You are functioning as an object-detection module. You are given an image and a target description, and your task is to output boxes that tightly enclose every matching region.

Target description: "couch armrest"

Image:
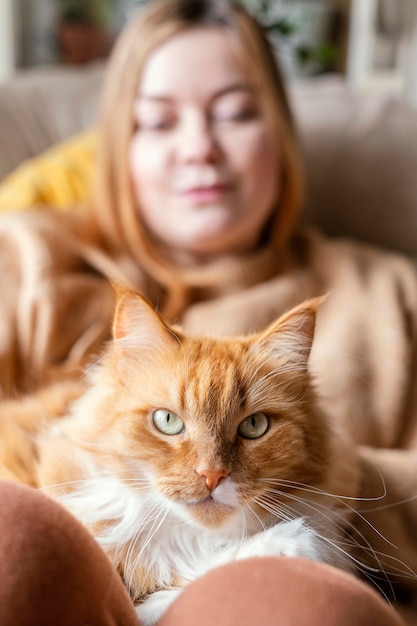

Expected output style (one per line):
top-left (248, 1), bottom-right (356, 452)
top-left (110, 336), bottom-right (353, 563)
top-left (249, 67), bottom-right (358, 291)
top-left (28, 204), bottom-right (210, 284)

top-left (0, 62), bottom-right (104, 181)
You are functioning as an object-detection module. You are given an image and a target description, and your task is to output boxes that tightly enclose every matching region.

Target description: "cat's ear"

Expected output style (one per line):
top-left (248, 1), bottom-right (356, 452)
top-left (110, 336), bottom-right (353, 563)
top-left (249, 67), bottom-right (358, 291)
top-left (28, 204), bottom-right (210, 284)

top-left (256, 296), bottom-right (326, 369)
top-left (112, 287), bottom-right (179, 356)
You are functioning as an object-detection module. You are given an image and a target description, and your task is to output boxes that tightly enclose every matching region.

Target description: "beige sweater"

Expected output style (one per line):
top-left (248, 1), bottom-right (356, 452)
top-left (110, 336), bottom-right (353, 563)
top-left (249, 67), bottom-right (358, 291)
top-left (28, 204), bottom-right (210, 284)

top-left (1, 208), bottom-right (417, 620)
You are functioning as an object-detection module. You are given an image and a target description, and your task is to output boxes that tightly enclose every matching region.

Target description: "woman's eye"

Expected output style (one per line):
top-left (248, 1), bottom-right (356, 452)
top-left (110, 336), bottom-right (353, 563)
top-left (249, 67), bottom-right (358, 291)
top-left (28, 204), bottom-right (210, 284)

top-left (152, 409), bottom-right (184, 435)
top-left (139, 119), bottom-right (173, 132)
top-left (134, 105), bottom-right (176, 132)
top-left (212, 93), bottom-right (258, 124)
top-left (238, 413), bottom-right (269, 439)
top-left (213, 107), bottom-right (256, 123)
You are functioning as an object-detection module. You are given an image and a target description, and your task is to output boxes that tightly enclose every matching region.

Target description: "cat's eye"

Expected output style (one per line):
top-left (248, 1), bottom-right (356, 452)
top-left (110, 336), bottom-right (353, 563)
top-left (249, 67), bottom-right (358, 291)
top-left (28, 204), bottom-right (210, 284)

top-left (152, 409), bottom-right (184, 435)
top-left (238, 413), bottom-right (269, 439)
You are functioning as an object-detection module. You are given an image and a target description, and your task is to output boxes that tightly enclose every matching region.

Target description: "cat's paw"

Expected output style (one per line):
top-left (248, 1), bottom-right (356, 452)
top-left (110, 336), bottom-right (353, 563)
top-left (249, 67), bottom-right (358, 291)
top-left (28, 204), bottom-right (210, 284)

top-left (237, 518), bottom-right (324, 562)
top-left (135, 589), bottom-right (182, 626)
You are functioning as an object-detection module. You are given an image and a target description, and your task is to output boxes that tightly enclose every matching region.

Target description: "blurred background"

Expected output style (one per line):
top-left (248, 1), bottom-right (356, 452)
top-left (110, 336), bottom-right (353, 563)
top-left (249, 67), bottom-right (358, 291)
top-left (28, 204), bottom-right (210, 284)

top-left (1, 0), bottom-right (417, 257)
top-left (0, 0), bottom-right (416, 105)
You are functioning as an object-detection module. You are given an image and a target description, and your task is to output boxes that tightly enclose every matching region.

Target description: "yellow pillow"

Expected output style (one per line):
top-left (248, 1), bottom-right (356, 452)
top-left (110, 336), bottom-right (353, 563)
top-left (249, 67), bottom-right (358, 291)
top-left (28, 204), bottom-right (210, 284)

top-left (0, 130), bottom-right (97, 212)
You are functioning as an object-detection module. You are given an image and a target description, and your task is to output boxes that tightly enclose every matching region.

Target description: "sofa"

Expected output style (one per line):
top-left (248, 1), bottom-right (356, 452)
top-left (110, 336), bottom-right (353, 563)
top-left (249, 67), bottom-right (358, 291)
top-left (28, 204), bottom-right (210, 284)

top-left (0, 63), bottom-right (103, 180)
top-left (0, 62), bottom-right (416, 260)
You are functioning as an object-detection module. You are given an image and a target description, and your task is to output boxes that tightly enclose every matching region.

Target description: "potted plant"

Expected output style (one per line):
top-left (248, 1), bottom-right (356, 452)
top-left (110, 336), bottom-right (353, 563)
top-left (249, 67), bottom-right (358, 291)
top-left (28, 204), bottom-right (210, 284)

top-left (99, 0), bottom-right (340, 76)
top-left (244, 0), bottom-right (339, 76)
top-left (56, 0), bottom-right (113, 65)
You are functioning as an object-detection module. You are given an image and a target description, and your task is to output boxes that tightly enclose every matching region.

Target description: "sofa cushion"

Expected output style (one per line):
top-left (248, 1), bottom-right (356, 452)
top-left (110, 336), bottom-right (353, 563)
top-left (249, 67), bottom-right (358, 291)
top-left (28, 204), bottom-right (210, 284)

top-left (0, 63), bottom-right (104, 181)
top-left (290, 77), bottom-right (417, 256)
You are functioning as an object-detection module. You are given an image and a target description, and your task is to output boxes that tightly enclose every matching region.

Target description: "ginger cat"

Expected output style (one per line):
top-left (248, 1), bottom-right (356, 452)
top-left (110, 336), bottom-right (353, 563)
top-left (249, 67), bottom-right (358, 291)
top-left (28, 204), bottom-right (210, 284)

top-left (0, 290), bottom-right (361, 625)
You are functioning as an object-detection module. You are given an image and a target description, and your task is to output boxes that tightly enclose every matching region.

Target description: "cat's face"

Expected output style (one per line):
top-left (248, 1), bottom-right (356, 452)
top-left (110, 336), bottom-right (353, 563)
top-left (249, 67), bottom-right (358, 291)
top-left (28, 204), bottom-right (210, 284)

top-left (77, 291), bottom-right (333, 530)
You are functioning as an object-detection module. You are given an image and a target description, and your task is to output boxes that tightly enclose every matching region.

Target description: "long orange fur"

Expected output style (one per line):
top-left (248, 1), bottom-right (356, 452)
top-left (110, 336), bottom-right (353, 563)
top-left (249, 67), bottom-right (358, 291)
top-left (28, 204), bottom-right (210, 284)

top-left (0, 289), bottom-right (360, 605)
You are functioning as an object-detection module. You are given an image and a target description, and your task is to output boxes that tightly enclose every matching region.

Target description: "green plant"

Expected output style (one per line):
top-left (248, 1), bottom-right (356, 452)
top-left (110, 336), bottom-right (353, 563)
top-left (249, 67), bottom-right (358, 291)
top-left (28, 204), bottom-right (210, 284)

top-left (246, 0), bottom-right (298, 36)
top-left (123, 0), bottom-right (338, 74)
top-left (57, 0), bottom-right (112, 27)
top-left (241, 0), bottom-right (339, 73)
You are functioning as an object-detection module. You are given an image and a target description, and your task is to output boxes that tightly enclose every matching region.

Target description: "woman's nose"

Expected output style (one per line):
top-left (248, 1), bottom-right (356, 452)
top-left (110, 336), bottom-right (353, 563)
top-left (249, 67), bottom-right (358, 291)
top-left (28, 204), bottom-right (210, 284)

top-left (178, 116), bottom-right (221, 164)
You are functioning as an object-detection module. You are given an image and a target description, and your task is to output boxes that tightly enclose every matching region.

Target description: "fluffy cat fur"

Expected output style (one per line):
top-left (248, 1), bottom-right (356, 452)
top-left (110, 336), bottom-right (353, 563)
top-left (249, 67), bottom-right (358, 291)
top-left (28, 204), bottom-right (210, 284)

top-left (0, 290), bottom-right (361, 625)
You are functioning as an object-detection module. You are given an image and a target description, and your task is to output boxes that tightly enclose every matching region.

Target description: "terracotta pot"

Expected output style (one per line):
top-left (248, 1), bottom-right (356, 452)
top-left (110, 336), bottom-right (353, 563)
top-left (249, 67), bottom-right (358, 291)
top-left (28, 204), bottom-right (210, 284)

top-left (57, 21), bottom-right (112, 65)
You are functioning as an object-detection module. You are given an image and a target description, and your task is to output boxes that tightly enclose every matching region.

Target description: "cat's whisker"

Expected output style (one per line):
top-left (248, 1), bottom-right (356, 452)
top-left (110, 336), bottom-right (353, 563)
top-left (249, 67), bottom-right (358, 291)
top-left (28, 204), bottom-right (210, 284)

top-left (127, 502), bottom-right (171, 583)
top-left (124, 498), bottom-right (169, 583)
top-left (39, 478), bottom-right (94, 492)
top-left (127, 500), bottom-right (161, 536)
top-left (359, 492), bottom-right (417, 513)
top-left (239, 507), bottom-right (248, 543)
top-left (260, 479), bottom-right (398, 554)
top-left (310, 533), bottom-right (396, 605)
top-left (260, 483), bottom-right (372, 544)
top-left (262, 488), bottom-right (349, 534)
top-left (123, 499), bottom-right (166, 565)
top-left (119, 478), bottom-right (153, 487)
top-left (44, 475), bottom-right (152, 498)
top-left (349, 544), bottom-right (417, 580)
top-left (251, 495), bottom-right (293, 524)
top-left (259, 488), bottom-right (412, 598)
top-left (243, 498), bottom-right (267, 532)
top-left (250, 492), bottom-right (389, 592)
top-left (261, 487), bottom-right (388, 565)
top-left (258, 490), bottom-right (396, 597)
top-left (258, 477), bottom-right (388, 503)
top-left (258, 472), bottom-right (398, 554)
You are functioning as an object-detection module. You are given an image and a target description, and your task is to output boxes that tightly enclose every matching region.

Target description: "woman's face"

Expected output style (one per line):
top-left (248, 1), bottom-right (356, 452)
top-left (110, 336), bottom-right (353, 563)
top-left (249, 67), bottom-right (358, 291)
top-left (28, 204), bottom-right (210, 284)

top-left (130, 28), bottom-right (281, 263)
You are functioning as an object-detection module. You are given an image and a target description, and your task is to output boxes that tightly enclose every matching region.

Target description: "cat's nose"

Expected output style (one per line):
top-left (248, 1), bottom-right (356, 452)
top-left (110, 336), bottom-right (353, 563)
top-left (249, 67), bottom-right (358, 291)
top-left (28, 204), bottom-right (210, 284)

top-left (197, 468), bottom-right (228, 492)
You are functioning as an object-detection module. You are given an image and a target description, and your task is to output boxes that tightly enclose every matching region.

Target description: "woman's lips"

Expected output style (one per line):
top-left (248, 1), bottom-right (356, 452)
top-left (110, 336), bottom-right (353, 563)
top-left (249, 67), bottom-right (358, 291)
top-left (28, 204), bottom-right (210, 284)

top-left (180, 184), bottom-right (232, 203)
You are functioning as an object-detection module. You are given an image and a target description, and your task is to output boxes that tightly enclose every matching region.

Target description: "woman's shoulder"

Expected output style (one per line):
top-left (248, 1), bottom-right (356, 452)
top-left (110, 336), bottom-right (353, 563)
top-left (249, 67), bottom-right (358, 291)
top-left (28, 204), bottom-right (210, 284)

top-left (300, 226), bottom-right (417, 316)
top-left (301, 226), bottom-right (417, 283)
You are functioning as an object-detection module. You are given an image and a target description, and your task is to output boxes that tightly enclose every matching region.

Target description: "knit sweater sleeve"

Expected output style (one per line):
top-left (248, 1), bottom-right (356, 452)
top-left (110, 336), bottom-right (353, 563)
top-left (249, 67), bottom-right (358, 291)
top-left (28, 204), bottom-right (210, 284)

top-left (0, 209), bottom-right (115, 396)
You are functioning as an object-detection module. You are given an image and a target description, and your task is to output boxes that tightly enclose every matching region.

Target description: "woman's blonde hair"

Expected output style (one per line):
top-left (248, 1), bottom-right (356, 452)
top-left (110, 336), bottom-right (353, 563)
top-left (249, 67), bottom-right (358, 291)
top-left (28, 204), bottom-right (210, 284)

top-left (92, 0), bottom-right (304, 318)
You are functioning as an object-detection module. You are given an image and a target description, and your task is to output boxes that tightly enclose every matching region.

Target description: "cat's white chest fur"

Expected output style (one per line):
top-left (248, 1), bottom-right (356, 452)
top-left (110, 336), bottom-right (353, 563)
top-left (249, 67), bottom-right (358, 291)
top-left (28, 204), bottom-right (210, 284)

top-left (60, 474), bottom-right (342, 626)
top-left (135, 517), bottom-right (327, 626)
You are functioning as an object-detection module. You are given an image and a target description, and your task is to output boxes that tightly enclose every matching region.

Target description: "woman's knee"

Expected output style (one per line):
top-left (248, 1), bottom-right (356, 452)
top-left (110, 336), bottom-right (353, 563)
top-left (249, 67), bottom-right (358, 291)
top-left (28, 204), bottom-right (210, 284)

top-left (0, 480), bottom-right (138, 626)
top-left (159, 557), bottom-right (404, 626)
